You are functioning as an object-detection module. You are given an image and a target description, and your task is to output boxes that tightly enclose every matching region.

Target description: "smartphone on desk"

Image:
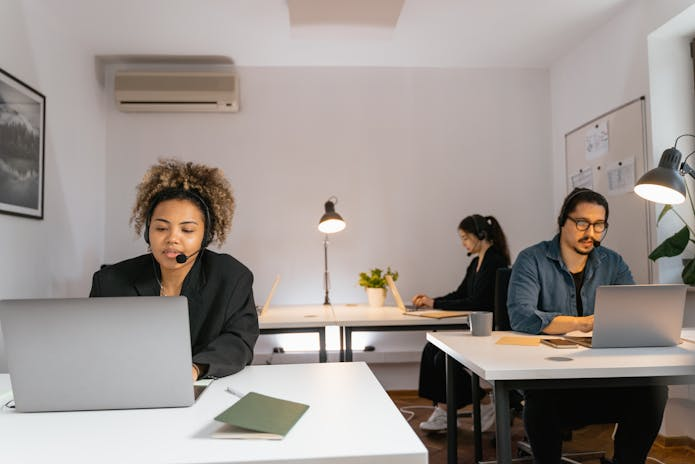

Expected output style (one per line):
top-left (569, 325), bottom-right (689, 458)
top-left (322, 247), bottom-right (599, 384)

top-left (541, 338), bottom-right (578, 349)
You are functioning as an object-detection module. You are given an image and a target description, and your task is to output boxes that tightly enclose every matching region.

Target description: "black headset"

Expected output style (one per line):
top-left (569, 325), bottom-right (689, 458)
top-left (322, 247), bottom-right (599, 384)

top-left (557, 188), bottom-right (592, 229)
top-left (144, 189), bottom-right (213, 249)
top-left (471, 214), bottom-right (488, 240)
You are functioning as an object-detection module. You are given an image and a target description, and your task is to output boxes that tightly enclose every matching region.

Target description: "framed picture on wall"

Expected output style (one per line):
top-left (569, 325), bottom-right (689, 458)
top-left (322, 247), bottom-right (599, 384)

top-left (0, 67), bottom-right (45, 219)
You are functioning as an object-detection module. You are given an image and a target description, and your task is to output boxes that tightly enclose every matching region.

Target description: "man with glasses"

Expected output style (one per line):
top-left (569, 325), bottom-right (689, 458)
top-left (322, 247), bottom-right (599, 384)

top-left (507, 188), bottom-right (667, 464)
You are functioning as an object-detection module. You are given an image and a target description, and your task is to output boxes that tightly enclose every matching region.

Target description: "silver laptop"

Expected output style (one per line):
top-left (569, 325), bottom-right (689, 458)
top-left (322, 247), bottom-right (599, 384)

top-left (0, 296), bottom-right (195, 412)
top-left (564, 284), bottom-right (687, 348)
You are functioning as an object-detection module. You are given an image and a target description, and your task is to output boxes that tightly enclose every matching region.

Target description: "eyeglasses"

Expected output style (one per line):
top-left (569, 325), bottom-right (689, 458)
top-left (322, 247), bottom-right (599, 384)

top-left (567, 217), bottom-right (608, 233)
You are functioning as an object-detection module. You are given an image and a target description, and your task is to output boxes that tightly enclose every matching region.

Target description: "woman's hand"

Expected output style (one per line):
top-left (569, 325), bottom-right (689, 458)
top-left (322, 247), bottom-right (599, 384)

top-left (412, 294), bottom-right (434, 308)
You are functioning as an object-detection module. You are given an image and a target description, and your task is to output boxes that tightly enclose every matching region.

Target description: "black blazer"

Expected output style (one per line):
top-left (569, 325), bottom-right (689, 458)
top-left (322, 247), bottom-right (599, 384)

top-left (90, 249), bottom-right (259, 378)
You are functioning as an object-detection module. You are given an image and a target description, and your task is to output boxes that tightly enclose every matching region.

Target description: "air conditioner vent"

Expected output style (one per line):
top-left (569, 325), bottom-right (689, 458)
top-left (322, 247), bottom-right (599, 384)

top-left (114, 71), bottom-right (239, 112)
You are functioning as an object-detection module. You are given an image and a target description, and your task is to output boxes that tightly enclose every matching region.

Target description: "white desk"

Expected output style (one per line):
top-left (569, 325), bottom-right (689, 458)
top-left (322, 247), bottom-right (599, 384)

top-left (258, 305), bottom-right (335, 362)
top-left (427, 330), bottom-right (695, 464)
top-left (0, 362), bottom-right (426, 464)
top-left (333, 305), bottom-right (470, 361)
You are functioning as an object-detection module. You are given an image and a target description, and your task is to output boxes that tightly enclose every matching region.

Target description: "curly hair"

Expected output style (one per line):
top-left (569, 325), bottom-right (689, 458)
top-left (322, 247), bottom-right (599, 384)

top-left (131, 158), bottom-right (235, 247)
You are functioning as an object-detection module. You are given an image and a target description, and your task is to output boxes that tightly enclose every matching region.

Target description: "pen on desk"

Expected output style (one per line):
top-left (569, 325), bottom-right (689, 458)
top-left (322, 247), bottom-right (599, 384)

top-left (225, 386), bottom-right (246, 398)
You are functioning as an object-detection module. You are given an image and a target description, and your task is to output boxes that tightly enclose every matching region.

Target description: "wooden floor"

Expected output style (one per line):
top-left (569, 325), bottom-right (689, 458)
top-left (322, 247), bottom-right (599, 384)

top-left (389, 390), bottom-right (695, 464)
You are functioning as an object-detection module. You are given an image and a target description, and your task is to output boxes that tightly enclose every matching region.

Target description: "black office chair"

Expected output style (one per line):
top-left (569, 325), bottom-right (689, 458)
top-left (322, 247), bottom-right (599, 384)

top-left (489, 268), bottom-right (608, 464)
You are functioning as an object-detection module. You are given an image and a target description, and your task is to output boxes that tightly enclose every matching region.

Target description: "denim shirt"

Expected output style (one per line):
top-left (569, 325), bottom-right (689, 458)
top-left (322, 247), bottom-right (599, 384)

top-left (507, 234), bottom-right (634, 334)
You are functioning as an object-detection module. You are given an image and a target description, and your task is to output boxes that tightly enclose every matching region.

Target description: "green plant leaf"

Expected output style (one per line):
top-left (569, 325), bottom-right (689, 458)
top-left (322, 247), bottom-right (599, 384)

top-left (682, 258), bottom-right (695, 285)
top-left (648, 226), bottom-right (690, 260)
top-left (358, 266), bottom-right (399, 288)
top-left (656, 204), bottom-right (673, 224)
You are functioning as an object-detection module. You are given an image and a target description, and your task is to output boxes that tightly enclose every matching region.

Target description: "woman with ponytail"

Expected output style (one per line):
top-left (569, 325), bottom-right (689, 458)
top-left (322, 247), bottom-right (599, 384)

top-left (413, 214), bottom-right (510, 432)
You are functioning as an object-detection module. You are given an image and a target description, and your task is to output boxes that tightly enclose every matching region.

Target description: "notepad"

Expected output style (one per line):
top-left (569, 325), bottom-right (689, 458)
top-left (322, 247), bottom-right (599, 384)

top-left (212, 392), bottom-right (309, 440)
top-left (496, 336), bottom-right (541, 346)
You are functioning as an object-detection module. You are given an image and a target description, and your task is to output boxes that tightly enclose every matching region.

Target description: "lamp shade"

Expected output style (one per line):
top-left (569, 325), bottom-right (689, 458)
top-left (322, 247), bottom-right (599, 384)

top-left (634, 147), bottom-right (686, 204)
top-left (318, 199), bottom-right (346, 234)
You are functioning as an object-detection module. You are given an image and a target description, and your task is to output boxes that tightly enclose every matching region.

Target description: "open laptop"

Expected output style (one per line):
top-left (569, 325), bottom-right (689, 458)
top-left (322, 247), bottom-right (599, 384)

top-left (0, 296), bottom-right (196, 412)
top-left (386, 275), bottom-right (469, 319)
top-left (256, 275), bottom-right (280, 316)
top-left (563, 284), bottom-right (687, 348)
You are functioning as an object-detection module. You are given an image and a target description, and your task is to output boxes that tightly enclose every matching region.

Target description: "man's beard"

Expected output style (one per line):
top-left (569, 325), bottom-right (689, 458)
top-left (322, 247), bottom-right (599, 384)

top-left (574, 239), bottom-right (594, 256)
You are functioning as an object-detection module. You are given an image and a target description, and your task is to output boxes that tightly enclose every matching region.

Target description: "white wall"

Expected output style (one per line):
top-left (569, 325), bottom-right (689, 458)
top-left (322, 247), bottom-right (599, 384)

top-left (104, 66), bottom-right (553, 308)
top-left (549, 0), bottom-right (695, 439)
top-left (0, 1), bottom-right (106, 300)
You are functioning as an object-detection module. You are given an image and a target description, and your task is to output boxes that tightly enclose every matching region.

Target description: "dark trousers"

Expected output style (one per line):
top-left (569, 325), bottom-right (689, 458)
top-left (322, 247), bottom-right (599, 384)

top-left (418, 342), bottom-right (473, 409)
top-left (523, 386), bottom-right (668, 464)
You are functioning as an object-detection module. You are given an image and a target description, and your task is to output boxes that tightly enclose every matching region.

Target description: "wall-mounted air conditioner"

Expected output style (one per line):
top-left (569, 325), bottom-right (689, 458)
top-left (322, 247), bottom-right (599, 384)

top-left (114, 71), bottom-right (239, 112)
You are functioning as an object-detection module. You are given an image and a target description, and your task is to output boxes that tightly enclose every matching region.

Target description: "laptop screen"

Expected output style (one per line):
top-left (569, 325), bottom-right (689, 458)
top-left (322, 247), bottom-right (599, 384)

top-left (0, 296), bottom-right (195, 412)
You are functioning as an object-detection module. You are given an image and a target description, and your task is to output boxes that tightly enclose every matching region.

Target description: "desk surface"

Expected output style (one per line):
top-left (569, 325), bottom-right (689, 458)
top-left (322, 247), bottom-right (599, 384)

top-left (427, 330), bottom-right (695, 381)
top-left (332, 304), bottom-right (470, 327)
top-left (259, 304), bottom-right (335, 329)
top-left (0, 363), bottom-right (426, 464)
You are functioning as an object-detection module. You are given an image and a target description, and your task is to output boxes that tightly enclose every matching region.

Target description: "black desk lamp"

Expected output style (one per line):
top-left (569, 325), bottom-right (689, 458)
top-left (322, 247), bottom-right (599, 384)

top-left (634, 134), bottom-right (695, 204)
top-left (318, 196), bottom-right (346, 305)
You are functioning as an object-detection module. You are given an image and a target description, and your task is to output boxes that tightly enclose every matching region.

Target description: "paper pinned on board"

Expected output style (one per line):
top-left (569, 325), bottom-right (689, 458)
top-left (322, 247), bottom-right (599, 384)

top-left (570, 167), bottom-right (594, 190)
top-left (606, 157), bottom-right (635, 196)
top-left (585, 121), bottom-right (609, 160)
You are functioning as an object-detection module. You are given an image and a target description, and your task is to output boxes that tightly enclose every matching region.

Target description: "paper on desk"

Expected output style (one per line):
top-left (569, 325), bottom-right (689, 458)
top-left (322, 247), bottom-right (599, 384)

top-left (496, 336), bottom-right (541, 346)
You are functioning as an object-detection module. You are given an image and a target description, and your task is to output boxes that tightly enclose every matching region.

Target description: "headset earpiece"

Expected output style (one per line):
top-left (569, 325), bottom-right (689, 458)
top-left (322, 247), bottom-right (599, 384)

top-left (472, 215), bottom-right (487, 240)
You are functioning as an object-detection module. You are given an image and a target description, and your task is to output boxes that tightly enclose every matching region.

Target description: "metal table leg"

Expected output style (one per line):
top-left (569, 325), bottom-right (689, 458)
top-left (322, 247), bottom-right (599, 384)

top-left (445, 354), bottom-right (458, 464)
top-left (493, 381), bottom-right (512, 463)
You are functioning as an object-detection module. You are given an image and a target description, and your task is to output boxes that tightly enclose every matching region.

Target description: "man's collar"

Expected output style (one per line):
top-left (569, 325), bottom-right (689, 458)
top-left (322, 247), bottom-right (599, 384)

top-left (546, 233), bottom-right (602, 271)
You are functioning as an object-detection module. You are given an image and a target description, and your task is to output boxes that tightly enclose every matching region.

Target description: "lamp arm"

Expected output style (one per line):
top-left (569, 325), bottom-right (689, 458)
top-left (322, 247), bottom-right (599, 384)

top-left (674, 134), bottom-right (695, 150)
top-left (680, 149), bottom-right (695, 179)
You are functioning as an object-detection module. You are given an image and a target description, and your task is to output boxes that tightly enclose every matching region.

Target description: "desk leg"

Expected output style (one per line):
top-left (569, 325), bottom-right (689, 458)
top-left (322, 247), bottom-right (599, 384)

top-left (339, 327), bottom-right (345, 362)
top-left (445, 355), bottom-right (458, 464)
top-left (493, 381), bottom-right (512, 464)
top-left (318, 328), bottom-right (327, 363)
top-left (345, 328), bottom-right (353, 362)
top-left (472, 372), bottom-right (482, 463)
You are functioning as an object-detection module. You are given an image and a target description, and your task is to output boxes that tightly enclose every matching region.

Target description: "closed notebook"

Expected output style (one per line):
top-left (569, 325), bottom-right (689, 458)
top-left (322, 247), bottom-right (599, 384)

top-left (213, 392), bottom-right (309, 440)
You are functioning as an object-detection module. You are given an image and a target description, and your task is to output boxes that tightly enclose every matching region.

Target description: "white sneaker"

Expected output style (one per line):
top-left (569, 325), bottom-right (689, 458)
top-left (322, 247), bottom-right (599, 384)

top-left (419, 406), bottom-right (448, 431)
top-left (471, 401), bottom-right (496, 432)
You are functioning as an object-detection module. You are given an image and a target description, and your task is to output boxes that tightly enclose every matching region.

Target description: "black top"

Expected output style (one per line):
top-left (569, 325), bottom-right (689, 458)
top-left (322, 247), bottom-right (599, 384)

top-left (89, 249), bottom-right (259, 378)
top-left (433, 247), bottom-right (508, 311)
top-left (571, 269), bottom-right (585, 317)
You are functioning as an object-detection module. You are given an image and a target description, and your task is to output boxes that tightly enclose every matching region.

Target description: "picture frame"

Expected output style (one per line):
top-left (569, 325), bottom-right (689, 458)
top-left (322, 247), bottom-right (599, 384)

top-left (0, 67), bottom-right (45, 219)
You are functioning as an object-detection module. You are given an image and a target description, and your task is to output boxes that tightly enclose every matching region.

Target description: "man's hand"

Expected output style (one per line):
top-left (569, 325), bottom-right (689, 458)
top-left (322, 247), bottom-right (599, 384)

top-left (543, 315), bottom-right (594, 334)
top-left (192, 364), bottom-right (200, 381)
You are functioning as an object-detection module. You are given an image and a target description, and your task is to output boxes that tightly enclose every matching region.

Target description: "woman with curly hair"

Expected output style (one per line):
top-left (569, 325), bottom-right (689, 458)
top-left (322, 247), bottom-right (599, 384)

top-left (90, 159), bottom-right (258, 380)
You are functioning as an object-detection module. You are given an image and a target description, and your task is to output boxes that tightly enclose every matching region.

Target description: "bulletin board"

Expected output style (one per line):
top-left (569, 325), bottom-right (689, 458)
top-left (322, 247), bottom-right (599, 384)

top-left (565, 97), bottom-right (653, 283)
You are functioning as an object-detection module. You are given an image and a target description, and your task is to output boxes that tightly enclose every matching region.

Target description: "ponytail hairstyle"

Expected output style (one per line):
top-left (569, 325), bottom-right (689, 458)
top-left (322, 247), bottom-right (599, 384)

top-left (459, 214), bottom-right (510, 266)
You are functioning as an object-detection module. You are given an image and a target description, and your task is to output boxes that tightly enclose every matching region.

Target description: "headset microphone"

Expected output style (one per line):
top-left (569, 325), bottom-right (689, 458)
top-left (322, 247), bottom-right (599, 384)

top-left (467, 251), bottom-right (473, 257)
top-left (593, 240), bottom-right (601, 248)
top-left (176, 249), bottom-right (201, 264)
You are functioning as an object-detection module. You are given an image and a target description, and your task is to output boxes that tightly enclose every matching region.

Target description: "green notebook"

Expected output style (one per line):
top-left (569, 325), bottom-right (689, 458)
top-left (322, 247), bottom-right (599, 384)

top-left (212, 392), bottom-right (309, 440)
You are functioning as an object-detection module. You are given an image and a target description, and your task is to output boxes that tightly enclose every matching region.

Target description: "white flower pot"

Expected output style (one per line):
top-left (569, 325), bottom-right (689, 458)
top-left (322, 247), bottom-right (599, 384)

top-left (366, 287), bottom-right (387, 308)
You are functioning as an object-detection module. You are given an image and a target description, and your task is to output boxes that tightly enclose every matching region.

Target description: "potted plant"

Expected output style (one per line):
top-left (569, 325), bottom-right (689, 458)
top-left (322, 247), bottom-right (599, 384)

top-left (648, 200), bottom-right (695, 284)
top-left (358, 267), bottom-right (398, 307)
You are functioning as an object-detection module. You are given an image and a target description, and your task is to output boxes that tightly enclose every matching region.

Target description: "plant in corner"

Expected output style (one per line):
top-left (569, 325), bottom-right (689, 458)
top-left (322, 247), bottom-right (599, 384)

top-left (648, 193), bottom-right (695, 284)
top-left (358, 267), bottom-right (399, 308)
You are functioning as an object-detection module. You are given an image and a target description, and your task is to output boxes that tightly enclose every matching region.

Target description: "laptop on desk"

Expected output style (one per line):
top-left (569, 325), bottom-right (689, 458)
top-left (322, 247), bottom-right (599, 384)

top-left (256, 275), bottom-right (280, 316)
top-left (0, 296), bottom-right (196, 412)
top-left (385, 275), bottom-right (469, 319)
top-left (563, 284), bottom-right (687, 348)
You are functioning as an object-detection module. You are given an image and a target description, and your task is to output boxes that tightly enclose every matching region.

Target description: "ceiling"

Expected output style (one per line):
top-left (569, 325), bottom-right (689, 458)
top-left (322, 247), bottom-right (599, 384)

top-left (29, 0), bottom-right (635, 68)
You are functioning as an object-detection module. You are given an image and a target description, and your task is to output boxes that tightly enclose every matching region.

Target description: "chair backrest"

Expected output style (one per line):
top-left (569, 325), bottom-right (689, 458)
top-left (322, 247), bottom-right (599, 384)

top-left (494, 268), bottom-right (512, 331)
